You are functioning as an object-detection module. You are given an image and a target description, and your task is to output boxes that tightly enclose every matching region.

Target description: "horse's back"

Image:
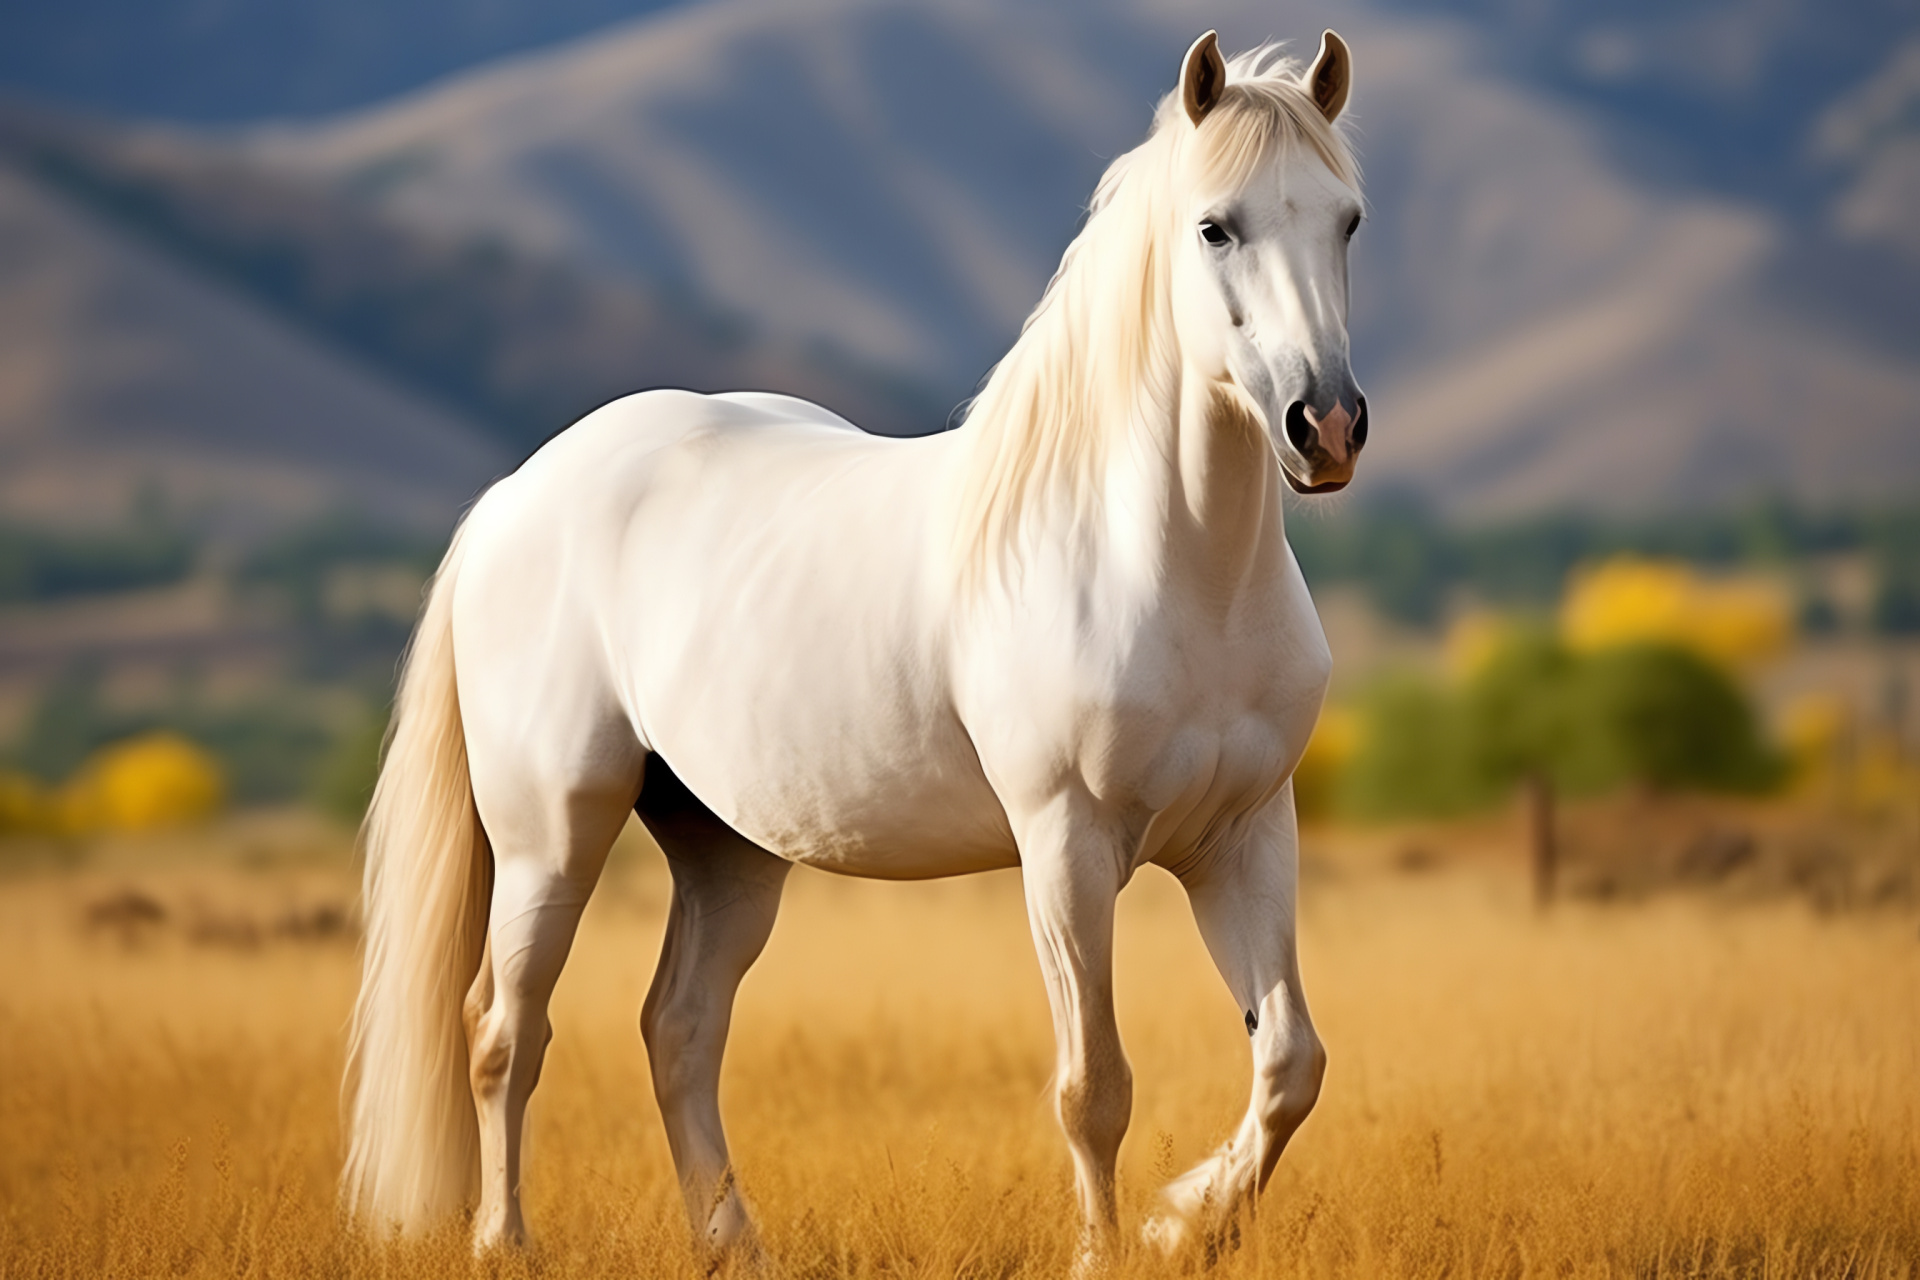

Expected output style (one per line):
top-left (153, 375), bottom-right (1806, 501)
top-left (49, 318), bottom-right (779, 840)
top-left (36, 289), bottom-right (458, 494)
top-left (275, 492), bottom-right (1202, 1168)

top-left (522, 388), bottom-right (864, 479)
top-left (466, 388), bottom-right (904, 576)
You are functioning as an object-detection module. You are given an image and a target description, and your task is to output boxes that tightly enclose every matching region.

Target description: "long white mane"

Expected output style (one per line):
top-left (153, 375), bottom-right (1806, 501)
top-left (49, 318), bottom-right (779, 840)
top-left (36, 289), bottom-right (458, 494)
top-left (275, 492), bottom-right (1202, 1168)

top-left (953, 44), bottom-right (1360, 586)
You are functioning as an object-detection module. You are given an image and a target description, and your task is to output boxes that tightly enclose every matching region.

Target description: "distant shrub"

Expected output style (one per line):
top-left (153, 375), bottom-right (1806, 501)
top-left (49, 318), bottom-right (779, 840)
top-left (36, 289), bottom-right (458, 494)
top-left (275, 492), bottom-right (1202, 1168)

top-left (174, 705), bottom-right (336, 805)
top-left (1872, 580), bottom-right (1920, 634)
top-left (1869, 510), bottom-right (1920, 635)
top-left (1292, 704), bottom-right (1357, 822)
top-left (1560, 557), bottom-right (1791, 667)
top-left (1324, 634), bottom-right (1784, 822)
top-left (238, 513), bottom-right (439, 625)
top-left (1574, 644), bottom-right (1784, 794)
top-left (6, 667), bottom-right (342, 806)
top-left (1338, 673), bottom-right (1491, 819)
top-left (1289, 496), bottom-right (1909, 631)
top-left (0, 771), bottom-right (51, 833)
top-left (0, 521), bottom-right (194, 603)
top-left (1461, 630), bottom-right (1597, 793)
top-left (57, 733), bottom-right (225, 832)
top-left (310, 708), bottom-right (389, 822)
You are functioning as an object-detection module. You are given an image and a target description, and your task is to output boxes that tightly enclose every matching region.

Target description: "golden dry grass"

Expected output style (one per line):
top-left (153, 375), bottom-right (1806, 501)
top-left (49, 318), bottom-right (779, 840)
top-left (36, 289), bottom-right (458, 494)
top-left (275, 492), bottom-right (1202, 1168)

top-left (1, 818), bottom-right (1916, 1279)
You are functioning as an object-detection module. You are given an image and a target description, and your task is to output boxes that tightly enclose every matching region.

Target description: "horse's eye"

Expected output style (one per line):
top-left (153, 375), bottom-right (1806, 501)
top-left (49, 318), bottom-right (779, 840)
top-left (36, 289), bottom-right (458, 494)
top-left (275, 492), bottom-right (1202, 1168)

top-left (1199, 220), bottom-right (1230, 247)
top-left (1345, 213), bottom-right (1362, 239)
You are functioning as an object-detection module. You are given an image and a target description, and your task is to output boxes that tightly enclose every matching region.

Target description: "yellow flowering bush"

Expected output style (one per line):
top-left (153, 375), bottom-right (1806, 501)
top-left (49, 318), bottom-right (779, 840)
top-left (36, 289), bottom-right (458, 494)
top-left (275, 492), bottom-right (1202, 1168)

top-left (56, 733), bottom-right (225, 832)
top-left (1560, 556), bottom-right (1792, 667)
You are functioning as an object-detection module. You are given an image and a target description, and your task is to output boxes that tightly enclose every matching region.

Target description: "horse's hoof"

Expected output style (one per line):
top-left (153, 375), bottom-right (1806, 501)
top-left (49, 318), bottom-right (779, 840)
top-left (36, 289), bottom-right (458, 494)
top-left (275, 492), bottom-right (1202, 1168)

top-left (470, 1218), bottom-right (529, 1255)
top-left (1143, 1209), bottom-right (1243, 1269)
top-left (1068, 1240), bottom-right (1112, 1280)
top-left (1141, 1213), bottom-right (1189, 1258)
top-left (701, 1215), bottom-right (774, 1278)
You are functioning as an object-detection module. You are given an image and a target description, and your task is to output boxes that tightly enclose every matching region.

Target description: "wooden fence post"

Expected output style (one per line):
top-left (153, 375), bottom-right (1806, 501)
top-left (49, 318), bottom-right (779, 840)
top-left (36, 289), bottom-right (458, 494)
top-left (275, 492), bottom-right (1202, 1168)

top-left (1526, 771), bottom-right (1556, 909)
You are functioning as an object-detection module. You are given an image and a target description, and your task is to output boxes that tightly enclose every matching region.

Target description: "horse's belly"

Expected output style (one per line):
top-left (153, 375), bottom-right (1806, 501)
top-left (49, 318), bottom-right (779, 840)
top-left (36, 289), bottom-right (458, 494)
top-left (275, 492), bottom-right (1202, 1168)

top-left (669, 693), bottom-right (1018, 878)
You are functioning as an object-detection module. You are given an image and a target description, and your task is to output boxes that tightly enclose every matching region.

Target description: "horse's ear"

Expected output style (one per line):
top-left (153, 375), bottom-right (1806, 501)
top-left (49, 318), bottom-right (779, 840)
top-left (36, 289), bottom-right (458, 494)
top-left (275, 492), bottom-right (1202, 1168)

top-left (1306, 29), bottom-right (1352, 123)
top-left (1181, 30), bottom-right (1227, 126)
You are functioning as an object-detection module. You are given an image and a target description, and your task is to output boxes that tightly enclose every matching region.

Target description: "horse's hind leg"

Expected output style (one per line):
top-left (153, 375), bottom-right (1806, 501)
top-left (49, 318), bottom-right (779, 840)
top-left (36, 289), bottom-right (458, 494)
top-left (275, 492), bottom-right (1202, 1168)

top-left (637, 757), bottom-right (790, 1257)
top-left (463, 728), bottom-right (641, 1250)
top-left (1145, 783), bottom-right (1325, 1258)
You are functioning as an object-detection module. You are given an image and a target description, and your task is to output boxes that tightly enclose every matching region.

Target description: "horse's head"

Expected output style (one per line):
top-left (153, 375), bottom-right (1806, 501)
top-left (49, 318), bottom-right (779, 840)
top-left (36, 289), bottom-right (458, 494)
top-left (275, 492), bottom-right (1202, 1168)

top-left (1170, 31), bottom-right (1366, 495)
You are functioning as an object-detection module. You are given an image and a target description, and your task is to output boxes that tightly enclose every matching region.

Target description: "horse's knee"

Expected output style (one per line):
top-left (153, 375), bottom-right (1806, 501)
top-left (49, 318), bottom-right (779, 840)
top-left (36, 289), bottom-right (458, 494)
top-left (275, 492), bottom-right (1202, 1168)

top-left (1258, 1027), bottom-right (1325, 1133)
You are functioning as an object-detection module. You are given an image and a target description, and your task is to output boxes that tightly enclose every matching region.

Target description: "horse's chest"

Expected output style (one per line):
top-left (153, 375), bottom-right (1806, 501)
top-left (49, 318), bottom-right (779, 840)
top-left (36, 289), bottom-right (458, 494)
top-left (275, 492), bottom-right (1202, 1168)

top-left (1081, 606), bottom-right (1328, 859)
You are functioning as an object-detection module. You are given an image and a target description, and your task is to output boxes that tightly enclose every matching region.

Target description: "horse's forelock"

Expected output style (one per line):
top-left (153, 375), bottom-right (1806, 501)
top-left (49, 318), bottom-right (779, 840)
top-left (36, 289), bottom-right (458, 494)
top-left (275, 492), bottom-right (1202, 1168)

top-left (1162, 44), bottom-right (1360, 196)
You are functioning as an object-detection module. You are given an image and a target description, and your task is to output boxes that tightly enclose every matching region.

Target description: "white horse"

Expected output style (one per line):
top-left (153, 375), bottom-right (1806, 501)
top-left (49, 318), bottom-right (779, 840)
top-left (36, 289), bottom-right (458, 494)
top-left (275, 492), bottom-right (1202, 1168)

top-left (343, 28), bottom-right (1367, 1266)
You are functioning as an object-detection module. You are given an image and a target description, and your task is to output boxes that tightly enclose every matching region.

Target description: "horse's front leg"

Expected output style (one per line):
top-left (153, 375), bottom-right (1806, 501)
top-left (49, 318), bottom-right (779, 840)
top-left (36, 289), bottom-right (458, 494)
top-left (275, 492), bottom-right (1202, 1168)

top-left (1018, 794), bottom-right (1133, 1270)
top-left (1144, 782), bottom-right (1325, 1259)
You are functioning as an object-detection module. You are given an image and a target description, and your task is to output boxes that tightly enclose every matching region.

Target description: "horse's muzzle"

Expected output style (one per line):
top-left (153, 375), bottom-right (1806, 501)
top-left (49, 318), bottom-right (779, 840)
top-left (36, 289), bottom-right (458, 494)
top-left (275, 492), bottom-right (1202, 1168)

top-left (1281, 394), bottom-right (1367, 494)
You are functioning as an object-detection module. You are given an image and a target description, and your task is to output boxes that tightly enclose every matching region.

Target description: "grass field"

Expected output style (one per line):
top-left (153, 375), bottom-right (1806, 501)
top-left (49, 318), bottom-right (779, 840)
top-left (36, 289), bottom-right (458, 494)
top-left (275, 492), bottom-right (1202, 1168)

top-left (1, 813), bottom-right (1916, 1278)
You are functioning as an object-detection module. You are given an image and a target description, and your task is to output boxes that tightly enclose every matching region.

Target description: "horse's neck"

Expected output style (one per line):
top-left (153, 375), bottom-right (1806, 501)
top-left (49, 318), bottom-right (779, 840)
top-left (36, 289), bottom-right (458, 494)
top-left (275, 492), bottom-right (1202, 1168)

top-left (1120, 368), bottom-right (1286, 606)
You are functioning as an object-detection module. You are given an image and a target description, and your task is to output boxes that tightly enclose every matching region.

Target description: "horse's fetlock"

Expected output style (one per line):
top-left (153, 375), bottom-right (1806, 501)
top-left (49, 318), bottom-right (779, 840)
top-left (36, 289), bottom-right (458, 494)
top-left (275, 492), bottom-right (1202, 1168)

top-left (1257, 1031), bottom-right (1325, 1131)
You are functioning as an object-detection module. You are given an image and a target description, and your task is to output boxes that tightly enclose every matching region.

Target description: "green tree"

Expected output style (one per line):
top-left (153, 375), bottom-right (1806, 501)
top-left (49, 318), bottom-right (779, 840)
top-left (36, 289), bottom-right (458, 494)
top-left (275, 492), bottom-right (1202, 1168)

top-left (1574, 644), bottom-right (1782, 792)
top-left (1338, 673), bottom-right (1488, 819)
top-left (1462, 632), bottom-right (1585, 790)
top-left (310, 706), bottom-right (390, 822)
top-left (1329, 635), bottom-right (1784, 826)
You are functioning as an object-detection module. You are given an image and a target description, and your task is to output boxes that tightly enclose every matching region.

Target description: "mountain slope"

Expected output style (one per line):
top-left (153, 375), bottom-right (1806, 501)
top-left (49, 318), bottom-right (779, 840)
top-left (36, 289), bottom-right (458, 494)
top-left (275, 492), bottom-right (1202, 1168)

top-left (0, 101), bottom-right (942, 451)
top-left (248, 0), bottom-right (1175, 392)
top-left (0, 0), bottom-right (685, 123)
top-left (243, 0), bottom-right (1920, 515)
top-left (0, 155), bottom-right (510, 536)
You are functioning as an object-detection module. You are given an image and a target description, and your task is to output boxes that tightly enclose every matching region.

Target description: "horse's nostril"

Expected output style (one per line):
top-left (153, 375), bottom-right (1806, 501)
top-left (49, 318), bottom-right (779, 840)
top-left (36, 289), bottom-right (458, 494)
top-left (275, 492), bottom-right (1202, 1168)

top-left (1284, 401), bottom-right (1315, 455)
top-left (1351, 395), bottom-right (1368, 450)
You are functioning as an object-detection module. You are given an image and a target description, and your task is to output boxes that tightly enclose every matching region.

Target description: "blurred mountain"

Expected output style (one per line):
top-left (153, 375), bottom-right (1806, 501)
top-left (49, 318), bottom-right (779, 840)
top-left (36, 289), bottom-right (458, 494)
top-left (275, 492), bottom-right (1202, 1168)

top-left (0, 0), bottom-right (1915, 520)
top-left (0, 97), bottom-right (942, 535)
top-left (233, 0), bottom-right (1919, 516)
top-left (1384, 0), bottom-right (1916, 215)
top-left (246, 0), bottom-right (1167, 401)
top-left (0, 0), bottom-right (683, 123)
top-left (0, 145), bottom-right (507, 537)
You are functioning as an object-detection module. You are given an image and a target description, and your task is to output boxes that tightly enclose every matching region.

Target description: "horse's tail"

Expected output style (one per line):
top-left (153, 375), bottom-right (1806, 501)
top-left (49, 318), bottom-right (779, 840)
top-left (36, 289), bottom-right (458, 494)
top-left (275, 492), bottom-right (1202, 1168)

top-left (342, 519), bottom-right (492, 1233)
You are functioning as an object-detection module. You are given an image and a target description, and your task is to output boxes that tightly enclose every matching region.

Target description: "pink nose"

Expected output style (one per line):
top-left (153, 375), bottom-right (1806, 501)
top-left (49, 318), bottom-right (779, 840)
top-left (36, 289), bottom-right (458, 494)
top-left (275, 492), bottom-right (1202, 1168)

top-left (1304, 402), bottom-right (1354, 466)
